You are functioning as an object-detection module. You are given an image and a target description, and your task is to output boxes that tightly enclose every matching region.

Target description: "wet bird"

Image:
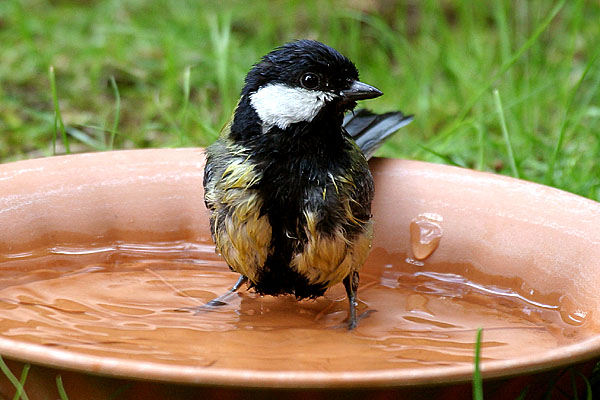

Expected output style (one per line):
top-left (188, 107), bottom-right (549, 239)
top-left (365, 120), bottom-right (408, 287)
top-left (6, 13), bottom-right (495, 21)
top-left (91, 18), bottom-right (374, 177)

top-left (201, 40), bottom-right (412, 329)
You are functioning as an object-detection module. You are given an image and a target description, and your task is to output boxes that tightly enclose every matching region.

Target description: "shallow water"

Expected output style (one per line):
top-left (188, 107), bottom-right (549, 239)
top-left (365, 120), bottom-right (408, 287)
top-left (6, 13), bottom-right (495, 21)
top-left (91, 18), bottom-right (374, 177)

top-left (0, 242), bottom-right (593, 372)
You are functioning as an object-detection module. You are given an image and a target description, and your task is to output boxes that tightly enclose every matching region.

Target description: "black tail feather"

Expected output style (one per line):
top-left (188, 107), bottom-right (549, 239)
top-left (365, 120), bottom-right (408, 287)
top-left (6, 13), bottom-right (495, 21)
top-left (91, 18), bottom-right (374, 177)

top-left (343, 109), bottom-right (413, 159)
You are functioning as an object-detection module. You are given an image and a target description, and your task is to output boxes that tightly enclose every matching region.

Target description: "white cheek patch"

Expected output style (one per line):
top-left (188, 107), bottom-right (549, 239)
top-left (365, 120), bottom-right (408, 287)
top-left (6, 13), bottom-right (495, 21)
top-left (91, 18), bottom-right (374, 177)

top-left (249, 83), bottom-right (335, 132)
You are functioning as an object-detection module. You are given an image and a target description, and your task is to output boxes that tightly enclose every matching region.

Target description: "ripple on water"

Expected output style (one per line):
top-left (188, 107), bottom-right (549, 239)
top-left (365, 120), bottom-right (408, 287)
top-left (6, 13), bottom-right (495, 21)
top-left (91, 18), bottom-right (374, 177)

top-left (0, 244), bottom-right (594, 372)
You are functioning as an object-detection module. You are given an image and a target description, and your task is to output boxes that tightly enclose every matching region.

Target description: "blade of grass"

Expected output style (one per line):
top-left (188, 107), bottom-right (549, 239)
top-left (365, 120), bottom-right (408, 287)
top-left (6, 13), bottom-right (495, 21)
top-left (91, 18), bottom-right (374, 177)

top-left (56, 375), bottom-right (69, 400)
top-left (208, 13), bottom-right (233, 117)
top-left (66, 126), bottom-right (106, 150)
top-left (180, 65), bottom-right (192, 146)
top-left (49, 66), bottom-right (70, 155)
top-left (575, 369), bottom-right (593, 400)
top-left (459, 0), bottom-right (565, 122)
top-left (571, 367), bottom-right (580, 400)
top-left (430, 0), bottom-right (566, 147)
top-left (12, 364), bottom-right (30, 400)
top-left (473, 328), bottom-right (484, 400)
top-left (108, 75), bottom-right (121, 150)
top-left (543, 368), bottom-right (569, 399)
top-left (475, 122), bottom-right (485, 171)
top-left (493, 89), bottom-right (520, 178)
top-left (108, 383), bottom-right (134, 400)
top-left (567, 367), bottom-right (594, 400)
top-left (545, 47), bottom-right (600, 185)
top-left (152, 91), bottom-right (184, 144)
top-left (515, 386), bottom-right (530, 400)
top-left (0, 355), bottom-right (30, 400)
top-left (190, 113), bottom-right (220, 141)
top-left (418, 145), bottom-right (466, 168)
top-left (493, 0), bottom-right (512, 64)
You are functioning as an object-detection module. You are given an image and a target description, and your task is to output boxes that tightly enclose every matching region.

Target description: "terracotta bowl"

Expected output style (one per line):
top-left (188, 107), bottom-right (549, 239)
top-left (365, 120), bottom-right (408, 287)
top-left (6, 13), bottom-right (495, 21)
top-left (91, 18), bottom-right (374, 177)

top-left (0, 148), bottom-right (598, 399)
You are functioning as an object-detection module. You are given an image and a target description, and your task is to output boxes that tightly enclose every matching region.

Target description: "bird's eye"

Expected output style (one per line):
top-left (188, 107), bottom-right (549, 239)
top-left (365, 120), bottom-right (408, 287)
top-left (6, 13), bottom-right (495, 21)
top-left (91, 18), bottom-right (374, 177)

top-left (300, 72), bottom-right (320, 89)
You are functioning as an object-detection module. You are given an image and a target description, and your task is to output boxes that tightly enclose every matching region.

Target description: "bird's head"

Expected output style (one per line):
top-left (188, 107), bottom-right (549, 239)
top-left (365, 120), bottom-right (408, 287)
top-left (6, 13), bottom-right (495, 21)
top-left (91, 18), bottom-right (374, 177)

top-left (233, 40), bottom-right (382, 136)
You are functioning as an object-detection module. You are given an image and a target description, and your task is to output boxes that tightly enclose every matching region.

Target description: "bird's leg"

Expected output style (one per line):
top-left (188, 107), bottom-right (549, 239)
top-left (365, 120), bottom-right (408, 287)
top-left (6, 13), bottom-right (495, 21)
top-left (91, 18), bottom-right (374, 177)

top-left (206, 275), bottom-right (248, 307)
top-left (180, 275), bottom-right (248, 314)
top-left (343, 271), bottom-right (360, 330)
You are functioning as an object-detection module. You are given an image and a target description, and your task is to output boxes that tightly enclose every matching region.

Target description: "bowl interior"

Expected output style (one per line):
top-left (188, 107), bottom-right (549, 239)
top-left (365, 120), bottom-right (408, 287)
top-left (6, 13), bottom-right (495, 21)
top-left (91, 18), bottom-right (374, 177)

top-left (0, 149), bottom-right (598, 388)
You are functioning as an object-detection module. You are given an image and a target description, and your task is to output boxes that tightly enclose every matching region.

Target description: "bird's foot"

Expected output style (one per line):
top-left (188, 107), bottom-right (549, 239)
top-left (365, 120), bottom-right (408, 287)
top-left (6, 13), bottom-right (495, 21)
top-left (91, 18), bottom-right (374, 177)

top-left (337, 309), bottom-right (376, 331)
top-left (178, 275), bottom-right (248, 315)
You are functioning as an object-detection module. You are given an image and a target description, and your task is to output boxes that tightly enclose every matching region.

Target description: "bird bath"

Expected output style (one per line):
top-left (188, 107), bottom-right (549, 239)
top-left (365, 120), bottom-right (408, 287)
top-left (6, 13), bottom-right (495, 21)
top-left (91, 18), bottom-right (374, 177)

top-left (0, 148), bottom-right (598, 399)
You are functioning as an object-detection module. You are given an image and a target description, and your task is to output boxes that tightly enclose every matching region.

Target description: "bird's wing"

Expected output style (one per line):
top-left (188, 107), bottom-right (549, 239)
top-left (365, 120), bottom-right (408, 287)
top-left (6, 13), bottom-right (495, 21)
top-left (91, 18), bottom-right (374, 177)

top-left (343, 109), bottom-right (413, 160)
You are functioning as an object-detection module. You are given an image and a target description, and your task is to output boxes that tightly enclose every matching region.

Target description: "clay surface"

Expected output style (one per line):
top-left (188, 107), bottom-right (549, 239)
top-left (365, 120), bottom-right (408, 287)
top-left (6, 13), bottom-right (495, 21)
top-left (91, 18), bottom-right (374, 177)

top-left (0, 149), bottom-right (598, 390)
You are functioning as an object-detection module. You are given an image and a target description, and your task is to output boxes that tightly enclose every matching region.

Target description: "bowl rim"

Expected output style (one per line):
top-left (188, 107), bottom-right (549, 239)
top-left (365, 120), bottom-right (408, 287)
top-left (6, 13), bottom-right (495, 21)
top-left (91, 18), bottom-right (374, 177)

top-left (1, 149), bottom-right (599, 388)
top-left (1, 335), bottom-right (599, 388)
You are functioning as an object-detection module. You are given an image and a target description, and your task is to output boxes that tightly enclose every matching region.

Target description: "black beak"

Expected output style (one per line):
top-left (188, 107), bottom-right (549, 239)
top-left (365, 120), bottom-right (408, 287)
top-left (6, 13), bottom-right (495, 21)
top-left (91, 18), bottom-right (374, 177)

top-left (341, 80), bottom-right (383, 101)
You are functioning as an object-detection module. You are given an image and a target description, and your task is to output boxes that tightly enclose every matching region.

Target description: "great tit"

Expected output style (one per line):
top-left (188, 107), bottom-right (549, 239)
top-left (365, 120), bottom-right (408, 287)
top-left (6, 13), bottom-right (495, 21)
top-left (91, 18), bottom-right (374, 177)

top-left (201, 40), bottom-right (412, 329)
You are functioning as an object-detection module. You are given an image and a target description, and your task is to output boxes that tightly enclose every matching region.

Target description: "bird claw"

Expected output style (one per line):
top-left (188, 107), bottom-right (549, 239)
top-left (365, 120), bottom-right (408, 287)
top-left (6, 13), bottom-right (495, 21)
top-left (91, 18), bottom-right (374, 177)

top-left (176, 304), bottom-right (216, 315)
top-left (177, 276), bottom-right (248, 315)
top-left (206, 299), bottom-right (228, 307)
top-left (177, 297), bottom-right (234, 314)
top-left (336, 309), bottom-right (376, 330)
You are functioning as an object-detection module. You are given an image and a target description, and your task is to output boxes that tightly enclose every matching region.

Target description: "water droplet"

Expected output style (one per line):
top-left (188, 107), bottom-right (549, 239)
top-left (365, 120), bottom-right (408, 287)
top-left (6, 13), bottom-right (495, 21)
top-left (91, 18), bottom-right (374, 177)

top-left (559, 294), bottom-right (590, 327)
top-left (410, 214), bottom-right (443, 260)
top-left (405, 257), bottom-right (424, 267)
top-left (417, 212), bottom-right (443, 222)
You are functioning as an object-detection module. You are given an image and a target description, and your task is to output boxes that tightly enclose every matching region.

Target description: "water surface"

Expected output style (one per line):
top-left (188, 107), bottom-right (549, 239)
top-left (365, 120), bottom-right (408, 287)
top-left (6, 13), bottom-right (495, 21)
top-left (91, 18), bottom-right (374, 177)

top-left (0, 242), bottom-right (593, 372)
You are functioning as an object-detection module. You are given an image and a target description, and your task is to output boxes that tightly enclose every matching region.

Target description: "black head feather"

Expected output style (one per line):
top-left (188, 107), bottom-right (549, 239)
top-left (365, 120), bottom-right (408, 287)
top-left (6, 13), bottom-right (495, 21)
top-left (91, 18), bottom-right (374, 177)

top-left (241, 40), bottom-right (359, 97)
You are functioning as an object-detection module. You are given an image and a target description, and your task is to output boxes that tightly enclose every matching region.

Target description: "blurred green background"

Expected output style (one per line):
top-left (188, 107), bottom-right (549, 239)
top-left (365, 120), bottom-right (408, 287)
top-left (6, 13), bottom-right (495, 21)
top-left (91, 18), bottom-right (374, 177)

top-left (0, 0), bottom-right (599, 201)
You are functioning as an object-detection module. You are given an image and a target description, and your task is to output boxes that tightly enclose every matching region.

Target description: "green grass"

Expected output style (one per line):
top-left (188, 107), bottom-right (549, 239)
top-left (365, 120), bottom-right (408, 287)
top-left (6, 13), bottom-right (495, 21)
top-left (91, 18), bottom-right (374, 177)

top-left (56, 375), bottom-right (69, 400)
top-left (48, 65), bottom-right (69, 155)
top-left (0, 0), bottom-right (599, 398)
top-left (473, 328), bottom-right (484, 400)
top-left (0, 0), bottom-right (599, 201)
top-left (0, 355), bottom-right (30, 400)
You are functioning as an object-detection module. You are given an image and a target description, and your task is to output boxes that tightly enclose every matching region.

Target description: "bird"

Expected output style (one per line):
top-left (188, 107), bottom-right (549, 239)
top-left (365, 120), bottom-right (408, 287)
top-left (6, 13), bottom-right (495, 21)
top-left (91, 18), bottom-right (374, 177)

top-left (200, 39), bottom-right (412, 329)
